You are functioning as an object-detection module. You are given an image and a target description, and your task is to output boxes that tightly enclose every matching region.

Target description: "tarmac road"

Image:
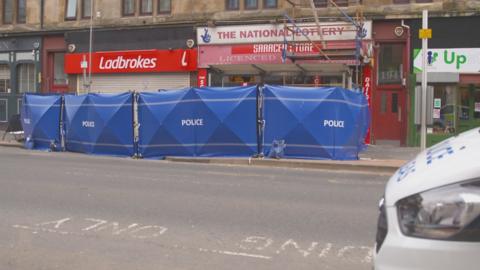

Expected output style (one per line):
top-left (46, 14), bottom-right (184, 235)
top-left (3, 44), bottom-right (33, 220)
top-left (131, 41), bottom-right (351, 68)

top-left (0, 147), bottom-right (389, 270)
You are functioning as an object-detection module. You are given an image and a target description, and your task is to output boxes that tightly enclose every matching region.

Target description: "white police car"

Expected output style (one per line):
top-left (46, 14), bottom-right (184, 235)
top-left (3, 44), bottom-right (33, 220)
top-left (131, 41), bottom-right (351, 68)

top-left (374, 127), bottom-right (480, 270)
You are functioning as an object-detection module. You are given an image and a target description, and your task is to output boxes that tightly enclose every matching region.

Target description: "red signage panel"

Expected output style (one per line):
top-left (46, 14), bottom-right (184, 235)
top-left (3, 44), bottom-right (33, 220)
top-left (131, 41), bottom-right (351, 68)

top-left (198, 42), bottom-right (358, 68)
top-left (197, 68), bottom-right (208, 87)
top-left (363, 65), bottom-right (372, 144)
top-left (65, 49), bottom-right (197, 74)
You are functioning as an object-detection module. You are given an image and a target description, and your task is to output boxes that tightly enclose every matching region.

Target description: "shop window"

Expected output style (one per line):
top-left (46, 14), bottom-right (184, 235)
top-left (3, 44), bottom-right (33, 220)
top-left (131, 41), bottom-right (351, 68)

top-left (65, 0), bottom-right (77, 20)
top-left (3, 0), bottom-right (14, 24)
top-left (378, 44), bottom-right (403, 85)
top-left (226, 0), bottom-right (239, 10)
top-left (17, 63), bottom-right (35, 93)
top-left (141, 0), bottom-right (153, 15)
top-left (0, 65), bottom-right (11, 93)
top-left (123, 0), bottom-right (135, 16)
top-left (432, 85), bottom-right (456, 134)
top-left (54, 53), bottom-right (68, 86)
top-left (245, 0), bottom-right (258, 9)
top-left (82, 0), bottom-right (91, 18)
top-left (158, 0), bottom-right (171, 14)
top-left (17, 0), bottom-right (26, 23)
top-left (263, 0), bottom-right (277, 8)
top-left (459, 89), bottom-right (470, 121)
top-left (475, 89), bottom-right (480, 119)
top-left (17, 98), bottom-right (22, 114)
top-left (0, 99), bottom-right (7, 122)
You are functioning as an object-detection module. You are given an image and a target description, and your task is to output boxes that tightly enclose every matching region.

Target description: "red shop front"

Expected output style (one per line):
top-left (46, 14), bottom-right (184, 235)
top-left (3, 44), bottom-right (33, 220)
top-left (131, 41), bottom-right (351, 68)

top-left (64, 49), bottom-right (197, 93)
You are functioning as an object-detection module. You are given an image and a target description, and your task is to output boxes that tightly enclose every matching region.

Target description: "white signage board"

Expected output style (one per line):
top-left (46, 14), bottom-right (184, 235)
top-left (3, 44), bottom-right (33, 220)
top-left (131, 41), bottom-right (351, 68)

top-left (414, 48), bottom-right (480, 74)
top-left (197, 21), bottom-right (372, 45)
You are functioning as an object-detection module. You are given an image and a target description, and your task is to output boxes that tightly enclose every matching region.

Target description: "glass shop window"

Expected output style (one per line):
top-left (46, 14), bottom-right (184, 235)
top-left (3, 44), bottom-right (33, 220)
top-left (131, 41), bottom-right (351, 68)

top-left (17, 63), bottom-right (35, 93)
top-left (432, 85), bottom-right (456, 134)
top-left (0, 65), bottom-right (11, 93)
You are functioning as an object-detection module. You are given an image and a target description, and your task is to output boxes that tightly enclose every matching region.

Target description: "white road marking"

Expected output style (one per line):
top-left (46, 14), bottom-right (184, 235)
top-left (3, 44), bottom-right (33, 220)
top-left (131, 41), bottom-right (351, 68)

top-left (239, 236), bottom-right (273, 251)
top-left (82, 218), bottom-right (108, 231)
top-left (275, 239), bottom-right (319, 257)
top-left (36, 218), bottom-right (71, 229)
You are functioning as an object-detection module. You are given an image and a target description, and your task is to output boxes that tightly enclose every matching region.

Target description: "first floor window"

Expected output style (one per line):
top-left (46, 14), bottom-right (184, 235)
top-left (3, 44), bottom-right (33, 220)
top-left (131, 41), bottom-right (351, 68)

top-left (226, 0), bottom-right (239, 10)
top-left (264, 0), bottom-right (276, 8)
top-left (313, 0), bottom-right (327, 8)
top-left (0, 65), bottom-right (10, 93)
top-left (82, 0), bottom-right (92, 18)
top-left (17, 63), bottom-right (35, 93)
top-left (123, 0), bottom-right (135, 16)
top-left (3, 0), bottom-right (14, 23)
top-left (66, 0), bottom-right (77, 20)
top-left (17, 0), bottom-right (26, 23)
top-left (141, 0), bottom-right (153, 14)
top-left (158, 0), bottom-right (171, 13)
top-left (245, 0), bottom-right (258, 9)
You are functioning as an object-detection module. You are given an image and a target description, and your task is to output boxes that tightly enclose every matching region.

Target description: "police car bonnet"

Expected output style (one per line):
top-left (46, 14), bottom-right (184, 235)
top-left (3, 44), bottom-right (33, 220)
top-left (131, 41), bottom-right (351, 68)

top-left (384, 127), bottom-right (480, 206)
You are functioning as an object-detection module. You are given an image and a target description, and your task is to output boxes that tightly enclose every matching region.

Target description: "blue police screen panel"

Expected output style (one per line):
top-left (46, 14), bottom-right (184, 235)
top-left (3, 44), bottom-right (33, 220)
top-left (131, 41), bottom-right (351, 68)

top-left (193, 86), bottom-right (258, 156)
top-left (21, 94), bottom-right (62, 150)
top-left (64, 92), bottom-right (134, 156)
top-left (262, 85), bottom-right (370, 160)
top-left (138, 89), bottom-right (197, 158)
top-left (138, 86), bottom-right (258, 158)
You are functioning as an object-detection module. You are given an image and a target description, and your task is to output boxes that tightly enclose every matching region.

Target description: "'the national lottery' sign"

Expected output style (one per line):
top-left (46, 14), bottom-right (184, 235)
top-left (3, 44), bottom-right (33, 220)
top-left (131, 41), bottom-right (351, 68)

top-left (197, 21), bottom-right (372, 45)
top-left (413, 48), bottom-right (480, 73)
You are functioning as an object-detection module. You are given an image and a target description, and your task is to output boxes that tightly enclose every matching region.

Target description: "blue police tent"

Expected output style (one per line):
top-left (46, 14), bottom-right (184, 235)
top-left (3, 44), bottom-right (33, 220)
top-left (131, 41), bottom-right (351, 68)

top-left (138, 86), bottom-right (258, 158)
top-left (63, 92), bottom-right (134, 156)
top-left (21, 94), bottom-right (62, 150)
top-left (262, 85), bottom-right (370, 160)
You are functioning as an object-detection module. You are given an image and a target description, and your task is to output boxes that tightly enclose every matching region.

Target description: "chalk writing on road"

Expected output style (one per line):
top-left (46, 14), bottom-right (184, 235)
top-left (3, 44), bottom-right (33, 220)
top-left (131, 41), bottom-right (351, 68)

top-left (12, 218), bottom-right (373, 264)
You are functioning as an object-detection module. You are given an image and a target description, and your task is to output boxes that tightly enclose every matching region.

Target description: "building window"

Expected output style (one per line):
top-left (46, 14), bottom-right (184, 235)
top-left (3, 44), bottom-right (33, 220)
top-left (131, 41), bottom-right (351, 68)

top-left (378, 44), bottom-right (403, 85)
top-left (54, 53), bottom-right (68, 86)
top-left (65, 0), bottom-right (77, 20)
top-left (263, 0), bottom-right (277, 8)
top-left (17, 0), bottom-right (26, 23)
top-left (314, 0), bottom-right (349, 7)
top-left (0, 65), bottom-right (10, 93)
top-left (0, 99), bottom-right (7, 122)
top-left (226, 0), bottom-right (239, 10)
top-left (17, 63), bottom-right (35, 93)
top-left (245, 0), bottom-right (258, 9)
top-left (140, 0), bottom-right (153, 15)
top-left (313, 0), bottom-right (327, 7)
top-left (82, 0), bottom-right (92, 18)
top-left (123, 0), bottom-right (135, 16)
top-left (3, 0), bottom-right (14, 24)
top-left (393, 0), bottom-right (409, 4)
top-left (416, 0), bottom-right (432, 2)
top-left (158, 0), bottom-right (171, 13)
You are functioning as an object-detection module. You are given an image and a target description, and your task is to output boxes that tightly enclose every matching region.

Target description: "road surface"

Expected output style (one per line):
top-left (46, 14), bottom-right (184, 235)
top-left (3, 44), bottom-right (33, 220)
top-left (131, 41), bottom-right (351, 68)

top-left (0, 147), bottom-right (389, 270)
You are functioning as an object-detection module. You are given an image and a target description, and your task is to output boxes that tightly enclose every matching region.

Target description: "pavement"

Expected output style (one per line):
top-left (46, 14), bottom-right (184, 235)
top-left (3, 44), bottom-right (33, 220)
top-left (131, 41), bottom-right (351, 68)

top-left (0, 129), bottom-right (420, 174)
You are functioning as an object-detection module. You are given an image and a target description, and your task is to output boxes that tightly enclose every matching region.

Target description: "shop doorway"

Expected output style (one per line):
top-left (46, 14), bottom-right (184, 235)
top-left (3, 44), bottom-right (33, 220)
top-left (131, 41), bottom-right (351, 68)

top-left (373, 89), bottom-right (406, 143)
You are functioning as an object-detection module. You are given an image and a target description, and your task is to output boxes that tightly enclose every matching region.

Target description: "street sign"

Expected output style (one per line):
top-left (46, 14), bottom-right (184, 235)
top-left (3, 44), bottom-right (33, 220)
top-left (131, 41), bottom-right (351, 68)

top-left (434, 98), bottom-right (441, 108)
top-left (419, 28), bottom-right (432, 39)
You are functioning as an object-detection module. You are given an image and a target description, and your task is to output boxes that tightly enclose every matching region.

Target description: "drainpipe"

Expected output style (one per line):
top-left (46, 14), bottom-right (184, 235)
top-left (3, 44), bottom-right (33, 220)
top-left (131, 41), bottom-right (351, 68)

top-left (40, 0), bottom-right (44, 29)
top-left (401, 19), bottom-right (411, 146)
